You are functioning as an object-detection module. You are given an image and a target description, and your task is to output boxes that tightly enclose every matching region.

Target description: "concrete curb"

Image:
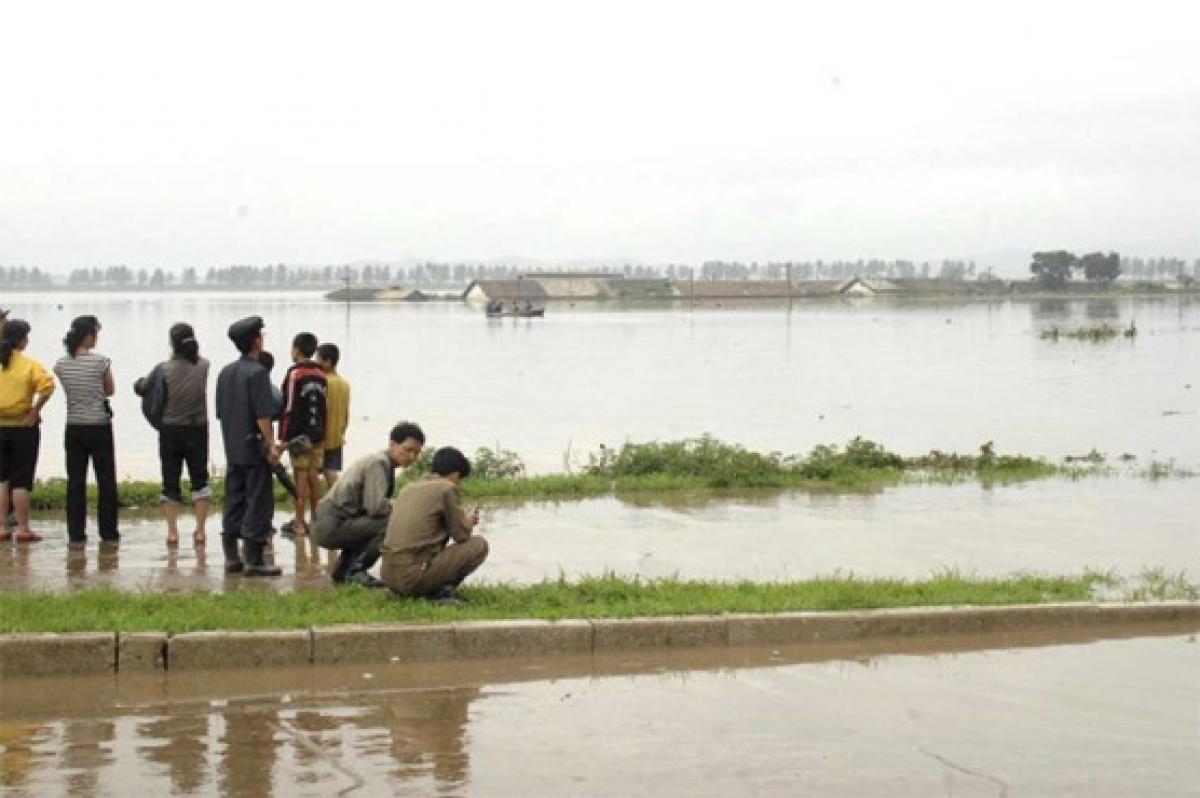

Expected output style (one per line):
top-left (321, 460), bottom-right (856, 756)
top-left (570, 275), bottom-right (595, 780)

top-left (1, 602), bottom-right (1196, 677)
top-left (0, 632), bottom-right (116, 677)
top-left (167, 629), bottom-right (313, 672)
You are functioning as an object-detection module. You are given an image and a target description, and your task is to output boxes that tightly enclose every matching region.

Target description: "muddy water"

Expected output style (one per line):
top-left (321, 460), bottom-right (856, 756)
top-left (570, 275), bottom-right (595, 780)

top-left (1, 627), bottom-right (1197, 796)
top-left (8, 292), bottom-right (1200, 478)
top-left (3, 477), bottom-right (1195, 592)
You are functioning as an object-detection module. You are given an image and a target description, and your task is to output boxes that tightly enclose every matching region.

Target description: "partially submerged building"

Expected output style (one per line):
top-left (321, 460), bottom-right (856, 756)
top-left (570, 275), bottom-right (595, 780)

top-left (463, 273), bottom-right (673, 303)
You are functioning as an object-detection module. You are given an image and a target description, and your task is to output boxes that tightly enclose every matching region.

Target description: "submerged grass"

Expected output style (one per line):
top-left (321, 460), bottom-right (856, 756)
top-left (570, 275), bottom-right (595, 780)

top-left (27, 435), bottom-right (1179, 511)
top-left (0, 572), bottom-right (1115, 635)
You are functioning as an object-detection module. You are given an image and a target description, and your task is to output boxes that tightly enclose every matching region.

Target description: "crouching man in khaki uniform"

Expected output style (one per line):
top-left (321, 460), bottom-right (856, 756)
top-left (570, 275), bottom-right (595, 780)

top-left (312, 421), bottom-right (425, 587)
top-left (381, 446), bottom-right (487, 605)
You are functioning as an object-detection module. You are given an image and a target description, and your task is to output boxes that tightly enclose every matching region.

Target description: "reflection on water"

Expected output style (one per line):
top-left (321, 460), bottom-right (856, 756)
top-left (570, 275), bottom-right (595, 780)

top-left (1032, 298), bottom-right (1072, 320)
top-left (2, 476), bottom-right (1197, 591)
top-left (1085, 299), bottom-right (1120, 320)
top-left (8, 292), bottom-right (1199, 478)
top-left (0, 632), bottom-right (1196, 796)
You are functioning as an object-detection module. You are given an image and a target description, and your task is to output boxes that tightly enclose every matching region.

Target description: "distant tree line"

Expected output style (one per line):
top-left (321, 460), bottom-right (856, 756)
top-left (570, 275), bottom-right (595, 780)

top-left (4, 256), bottom-right (1198, 288)
top-left (0, 266), bottom-right (55, 287)
top-left (1030, 251), bottom-right (1123, 287)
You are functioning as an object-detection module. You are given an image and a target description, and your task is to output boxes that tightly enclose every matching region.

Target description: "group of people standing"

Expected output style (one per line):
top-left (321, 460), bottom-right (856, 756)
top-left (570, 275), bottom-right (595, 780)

top-left (0, 311), bottom-right (487, 603)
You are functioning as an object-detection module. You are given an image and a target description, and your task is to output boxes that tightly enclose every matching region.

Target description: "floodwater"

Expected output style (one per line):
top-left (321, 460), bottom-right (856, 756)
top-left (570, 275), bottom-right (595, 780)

top-left (3, 476), bottom-right (1196, 592)
top-left (1, 626), bottom-right (1197, 796)
top-left (7, 291), bottom-right (1199, 477)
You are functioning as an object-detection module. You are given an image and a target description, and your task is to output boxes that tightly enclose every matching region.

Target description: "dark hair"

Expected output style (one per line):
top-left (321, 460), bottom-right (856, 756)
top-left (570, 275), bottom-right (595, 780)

top-left (292, 332), bottom-right (318, 358)
top-left (316, 342), bottom-right (340, 367)
top-left (259, 350), bottom-right (276, 373)
top-left (0, 319), bottom-right (30, 369)
top-left (63, 315), bottom-right (101, 357)
top-left (431, 446), bottom-right (471, 479)
top-left (169, 322), bottom-right (200, 364)
top-left (390, 421), bottom-right (426, 446)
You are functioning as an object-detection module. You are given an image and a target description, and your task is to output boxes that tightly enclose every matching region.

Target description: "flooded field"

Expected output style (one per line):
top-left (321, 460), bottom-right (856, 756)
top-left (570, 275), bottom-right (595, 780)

top-left (8, 292), bottom-right (1199, 477)
top-left (3, 476), bottom-right (1196, 592)
top-left (1, 627), bottom-right (1196, 796)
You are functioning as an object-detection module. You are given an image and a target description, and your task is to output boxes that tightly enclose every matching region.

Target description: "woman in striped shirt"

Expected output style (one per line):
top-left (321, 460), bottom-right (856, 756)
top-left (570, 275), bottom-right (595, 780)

top-left (54, 315), bottom-right (119, 544)
top-left (0, 319), bottom-right (56, 543)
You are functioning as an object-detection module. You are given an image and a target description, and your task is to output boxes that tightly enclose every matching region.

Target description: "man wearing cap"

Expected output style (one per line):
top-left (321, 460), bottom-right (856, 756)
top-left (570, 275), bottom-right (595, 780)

top-left (215, 316), bottom-right (282, 576)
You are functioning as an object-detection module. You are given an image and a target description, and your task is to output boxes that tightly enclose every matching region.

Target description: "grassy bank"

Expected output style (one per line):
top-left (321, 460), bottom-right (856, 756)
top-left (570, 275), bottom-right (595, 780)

top-left (0, 572), bottom-right (1131, 634)
top-left (27, 436), bottom-right (1175, 512)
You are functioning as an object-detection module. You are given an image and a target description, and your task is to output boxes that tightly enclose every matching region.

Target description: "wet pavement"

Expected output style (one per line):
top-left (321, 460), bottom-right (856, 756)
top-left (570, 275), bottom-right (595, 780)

top-left (1, 625), bottom-right (1197, 796)
top-left (2, 477), bottom-right (1197, 592)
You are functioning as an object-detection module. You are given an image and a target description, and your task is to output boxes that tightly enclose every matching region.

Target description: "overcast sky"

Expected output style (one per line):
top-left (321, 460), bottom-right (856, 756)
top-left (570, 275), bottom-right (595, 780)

top-left (1, 0), bottom-right (1197, 273)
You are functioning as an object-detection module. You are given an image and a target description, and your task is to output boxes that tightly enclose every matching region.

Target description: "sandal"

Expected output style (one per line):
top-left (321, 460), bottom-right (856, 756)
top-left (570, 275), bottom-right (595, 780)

top-left (14, 531), bottom-right (42, 543)
top-left (193, 531), bottom-right (207, 546)
top-left (166, 531), bottom-right (180, 546)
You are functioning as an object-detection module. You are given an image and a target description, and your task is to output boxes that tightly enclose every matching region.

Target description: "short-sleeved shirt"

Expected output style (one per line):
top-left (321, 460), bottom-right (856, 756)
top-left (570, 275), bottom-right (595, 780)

top-left (161, 356), bottom-right (210, 426)
top-left (215, 355), bottom-right (276, 465)
top-left (323, 372), bottom-right (350, 449)
top-left (53, 352), bottom-right (112, 425)
top-left (0, 351), bottom-right (55, 426)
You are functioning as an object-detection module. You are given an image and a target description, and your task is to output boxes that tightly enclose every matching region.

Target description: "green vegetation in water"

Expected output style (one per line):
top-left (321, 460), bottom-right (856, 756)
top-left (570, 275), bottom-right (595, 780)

top-left (1040, 320), bottom-right (1137, 341)
top-left (28, 436), bottom-right (1175, 511)
top-left (0, 571), bottom-right (1132, 635)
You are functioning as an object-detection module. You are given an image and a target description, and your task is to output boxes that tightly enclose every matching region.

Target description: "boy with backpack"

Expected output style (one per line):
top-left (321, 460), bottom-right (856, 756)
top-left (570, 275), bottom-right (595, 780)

top-left (279, 332), bottom-right (327, 537)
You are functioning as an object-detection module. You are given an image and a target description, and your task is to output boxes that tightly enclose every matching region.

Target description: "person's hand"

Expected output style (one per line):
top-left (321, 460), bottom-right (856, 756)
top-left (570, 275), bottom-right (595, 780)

top-left (21, 409), bottom-right (40, 427)
top-left (266, 443), bottom-right (282, 465)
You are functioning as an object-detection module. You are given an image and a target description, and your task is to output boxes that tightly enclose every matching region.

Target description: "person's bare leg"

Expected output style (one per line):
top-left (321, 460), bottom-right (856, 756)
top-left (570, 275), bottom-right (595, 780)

top-left (307, 469), bottom-right (321, 529)
top-left (293, 468), bottom-right (309, 535)
top-left (12, 489), bottom-right (39, 541)
top-left (164, 501), bottom-right (181, 546)
top-left (192, 497), bottom-right (209, 545)
top-left (0, 482), bottom-right (9, 540)
top-left (323, 469), bottom-right (339, 491)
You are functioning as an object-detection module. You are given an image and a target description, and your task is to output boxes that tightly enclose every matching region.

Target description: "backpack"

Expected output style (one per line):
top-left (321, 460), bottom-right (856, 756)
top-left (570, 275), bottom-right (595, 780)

top-left (279, 361), bottom-right (327, 446)
top-left (134, 363), bottom-right (168, 430)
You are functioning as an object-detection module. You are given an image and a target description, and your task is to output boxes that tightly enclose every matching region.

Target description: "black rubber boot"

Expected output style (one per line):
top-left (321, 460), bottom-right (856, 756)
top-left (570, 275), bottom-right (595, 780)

top-left (330, 551), bottom-right (353, 584)
top-left (222, 534), bottom-right (244, 574)
top-left (243, 540), bottom-right (281, 577)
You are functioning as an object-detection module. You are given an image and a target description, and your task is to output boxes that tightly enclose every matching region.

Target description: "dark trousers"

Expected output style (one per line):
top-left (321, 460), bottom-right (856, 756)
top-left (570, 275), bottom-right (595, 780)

top-left (0, 424), bottom-right (41, 490)
top-left (64, 424), bottom-right (119, 541)
top-left (159, 424), bottom-right (210, 502)
top-left (222, 463), bottom-right (274, 543)
top-left (313, 504), bottom-right (386, 577)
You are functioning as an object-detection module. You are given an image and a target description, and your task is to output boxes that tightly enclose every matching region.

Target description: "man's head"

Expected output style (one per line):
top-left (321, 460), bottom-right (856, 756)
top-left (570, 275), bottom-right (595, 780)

top-left (431, 446), bottom-right (472, 485)
top-left (228, 316), bottom-right (265, 355)
top-left (388, 421), bottom-right (426, 468)
top-left (316, 342), bottom-right (340, 373)
top-left (291, 332), bottom-right (318, 363)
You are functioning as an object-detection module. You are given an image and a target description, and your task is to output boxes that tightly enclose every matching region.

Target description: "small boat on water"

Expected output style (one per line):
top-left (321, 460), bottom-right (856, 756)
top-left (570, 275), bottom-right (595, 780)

top-left (485, 300), bottom-right (545, 318)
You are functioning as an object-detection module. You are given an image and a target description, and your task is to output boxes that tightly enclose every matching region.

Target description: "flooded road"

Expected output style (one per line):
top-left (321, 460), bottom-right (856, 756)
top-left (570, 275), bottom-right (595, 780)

top-left (1, 628), bottom-right (1197, 796)
top-left (8, 292), bottom-right (1199, 477)
top-left (3, 477), bottom-right (1195, 592)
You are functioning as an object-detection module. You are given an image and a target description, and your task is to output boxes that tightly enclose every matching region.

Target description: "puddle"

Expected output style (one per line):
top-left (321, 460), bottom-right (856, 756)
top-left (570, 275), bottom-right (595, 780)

top-left (3, 477), bottom-right (1196, 593)
top-left (1, 628), bottom-right (1196, 796)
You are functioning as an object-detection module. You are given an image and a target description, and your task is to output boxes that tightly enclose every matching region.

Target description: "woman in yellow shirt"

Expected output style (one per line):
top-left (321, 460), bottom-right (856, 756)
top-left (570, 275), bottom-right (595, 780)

top-left (0, 319), bottom-right (55, 543)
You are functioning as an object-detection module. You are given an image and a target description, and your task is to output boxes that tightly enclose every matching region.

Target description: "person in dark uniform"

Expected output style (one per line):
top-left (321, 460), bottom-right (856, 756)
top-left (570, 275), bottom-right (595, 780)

top-left (214, 316), bottom-right (282, 576)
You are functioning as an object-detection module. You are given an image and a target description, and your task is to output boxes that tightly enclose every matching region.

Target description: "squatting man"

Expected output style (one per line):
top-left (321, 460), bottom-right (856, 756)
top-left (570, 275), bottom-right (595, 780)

top-left (314, 424), bottom-right (487, 604)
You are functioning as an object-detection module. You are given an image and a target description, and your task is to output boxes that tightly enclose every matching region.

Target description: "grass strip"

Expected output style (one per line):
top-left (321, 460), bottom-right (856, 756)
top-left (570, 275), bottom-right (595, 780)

top-left (0, 572), bottom-right (1116, 635)
top-left (31, 433), bottom-right (1172, 511)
